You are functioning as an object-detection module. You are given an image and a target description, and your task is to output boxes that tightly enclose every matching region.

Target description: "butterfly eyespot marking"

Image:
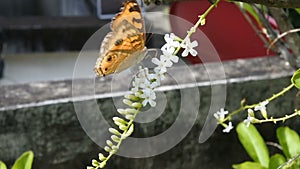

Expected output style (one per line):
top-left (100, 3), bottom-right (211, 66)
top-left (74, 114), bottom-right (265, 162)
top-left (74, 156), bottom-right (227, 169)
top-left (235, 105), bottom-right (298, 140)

top-left (115, 39), bottom-right (123, 46)
top-left (106, 56), bottom-right (112, 62)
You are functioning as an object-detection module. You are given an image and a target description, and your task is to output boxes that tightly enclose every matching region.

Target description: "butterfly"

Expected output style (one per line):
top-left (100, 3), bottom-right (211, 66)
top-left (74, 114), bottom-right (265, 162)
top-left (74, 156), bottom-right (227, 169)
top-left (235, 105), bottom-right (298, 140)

top-left (94, 0), bottom-right (147, 76)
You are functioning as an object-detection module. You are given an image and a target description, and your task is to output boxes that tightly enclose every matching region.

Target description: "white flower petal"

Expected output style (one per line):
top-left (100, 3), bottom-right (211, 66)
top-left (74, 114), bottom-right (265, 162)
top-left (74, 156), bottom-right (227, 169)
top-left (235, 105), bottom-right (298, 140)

top-left (170, 55), bottom-right (179, 63)
top-left (149, 100), bottom-right (156, 107)
top-left (151, 58), bottom-right (161, 65)
top-left (162, 33), bottom-right (180, 53)
top-left (191, 40), bottom-right (198, 48)
top-left (142, 99), bottom-right (148, 106)
top-left (243, 114), bottom-right (253, 127)
top-left (222, 122), bottom-right (234, 133)
top-left (164, 34), bottom-right (171, 42)
top-left (182, 49), bottom-right (189, 57)
top-left (190, 49), bottom-right (198, 56)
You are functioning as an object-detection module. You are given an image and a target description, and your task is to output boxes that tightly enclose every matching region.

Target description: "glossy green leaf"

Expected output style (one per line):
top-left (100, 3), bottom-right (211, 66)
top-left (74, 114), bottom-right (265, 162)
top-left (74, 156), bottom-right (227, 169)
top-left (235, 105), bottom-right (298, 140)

top-left (232, 161), bottom-right (266, 169)
top-left (236, 123), bottom-right (269, 168)
top-left (269, 154), bottom-right (286, 169)
top-left (295, 9), bottom-right (300, 15)
top-left (11, 151), bottom-right (34, 169)
top-left (291, 69), bottom-right (300, 89)
top-left (240, 3), bottom-right (261, 25)
top-left (277, 127), bottom-right (300, 159)
top-left (0, 161), bottom-right (7, 169)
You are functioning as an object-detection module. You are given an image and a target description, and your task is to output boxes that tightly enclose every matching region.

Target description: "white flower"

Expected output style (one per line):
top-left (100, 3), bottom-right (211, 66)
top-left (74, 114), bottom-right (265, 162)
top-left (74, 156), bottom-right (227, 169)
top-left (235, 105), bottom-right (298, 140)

top-left (161, 33), bottom-right (180, 53)
top-left (131, 76), bottom-right (142, 94)
top-left (140, 78), bottom-right (157, 91)
top-left (244, 111), bottom-right (254, 127)
top-left (254, 100), bottom-right (269, 112)
top-left (140, 88), bottom-right (156, 107)
top-left (152, 57), bottom-right (168, 69)
top-left (181, 37), bottom-right (198, 57)
top-left (137, 67), bottom-right (149, 79)
top-left (161, 50), bottom-right (179, 66)
top-left (131, 67), bottom-right (153, 96)
top-left (152, 57), bottom-right (168, 76)
top-left (154, 68), bottom-right (166, 81)
top-left (214, 108), bottom-right (228, 121)
top-left (148, 73), bottom-right (161, 86)
top-left (254, 100), bottom-right (269, 119)
top-left (223, 122), bottom-right (234, 133)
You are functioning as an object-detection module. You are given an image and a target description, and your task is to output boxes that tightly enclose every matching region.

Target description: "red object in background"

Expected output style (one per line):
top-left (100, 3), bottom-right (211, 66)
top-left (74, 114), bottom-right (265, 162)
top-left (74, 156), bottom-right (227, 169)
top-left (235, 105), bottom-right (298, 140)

top-left (169, 0), bottom-right (275, 64)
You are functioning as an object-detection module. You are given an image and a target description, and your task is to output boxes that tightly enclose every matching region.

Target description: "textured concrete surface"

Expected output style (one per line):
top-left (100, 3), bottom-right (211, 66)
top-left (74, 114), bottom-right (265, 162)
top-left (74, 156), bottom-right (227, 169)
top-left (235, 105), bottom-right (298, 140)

top-left (0, 56), bottom-right (299, 169)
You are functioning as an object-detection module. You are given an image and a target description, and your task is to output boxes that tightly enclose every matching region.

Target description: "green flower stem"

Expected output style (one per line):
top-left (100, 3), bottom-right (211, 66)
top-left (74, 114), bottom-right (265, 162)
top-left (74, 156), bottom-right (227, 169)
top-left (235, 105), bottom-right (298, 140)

top-left (222, 83), bottom-right (295, 123)
top-left (201, 0), bottom-right (220, 20)
top-left (100, 107), bottom-right (141, 168)
top-left (254, 110), bottom-right (300, 124)
top-left (266, 83), bottom-right (294, 102)
top-left (220, 106), bottom-right (244, 123)
top-left (173, 0), bottom-right (220, 56)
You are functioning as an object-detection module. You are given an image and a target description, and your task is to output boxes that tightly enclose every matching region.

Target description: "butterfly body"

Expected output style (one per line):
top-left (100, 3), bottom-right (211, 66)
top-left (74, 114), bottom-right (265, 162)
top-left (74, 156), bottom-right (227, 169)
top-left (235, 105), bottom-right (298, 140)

top-left (94, 0), bottom-right (146, 76)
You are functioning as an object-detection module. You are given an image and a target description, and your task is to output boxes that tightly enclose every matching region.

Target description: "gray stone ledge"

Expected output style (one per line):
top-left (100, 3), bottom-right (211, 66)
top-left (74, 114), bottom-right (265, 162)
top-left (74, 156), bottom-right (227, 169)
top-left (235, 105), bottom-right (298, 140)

top-left (0, 56), bottom-right (294, 111)
top-left (0, 56), bottom-right (299, 169)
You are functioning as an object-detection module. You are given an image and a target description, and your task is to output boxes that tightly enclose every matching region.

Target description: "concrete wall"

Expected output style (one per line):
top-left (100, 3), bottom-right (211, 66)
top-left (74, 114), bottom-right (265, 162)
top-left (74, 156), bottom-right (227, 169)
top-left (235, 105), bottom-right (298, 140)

top-left (0, 57), bottom-right (298, 169)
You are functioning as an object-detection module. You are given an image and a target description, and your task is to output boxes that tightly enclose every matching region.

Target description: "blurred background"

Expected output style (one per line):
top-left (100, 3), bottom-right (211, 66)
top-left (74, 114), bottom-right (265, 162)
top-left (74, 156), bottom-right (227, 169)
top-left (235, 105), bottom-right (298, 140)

top-left (0, 1), bottom-right (299, 169)
top-left (1, 0), bottom-right (296, 86)
top-left (0, 0), bottom-right (167, 85)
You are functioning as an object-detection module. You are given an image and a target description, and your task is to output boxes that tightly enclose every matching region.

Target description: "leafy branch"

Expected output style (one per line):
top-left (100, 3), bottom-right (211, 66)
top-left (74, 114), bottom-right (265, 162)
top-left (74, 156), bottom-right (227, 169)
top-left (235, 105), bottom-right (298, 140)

top-left (215, 69), bottom-right (300, 133)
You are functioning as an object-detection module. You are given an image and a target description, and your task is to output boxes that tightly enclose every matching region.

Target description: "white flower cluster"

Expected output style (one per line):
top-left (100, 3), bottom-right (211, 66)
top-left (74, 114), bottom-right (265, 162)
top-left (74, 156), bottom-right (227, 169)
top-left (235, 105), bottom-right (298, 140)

top-left (214, 108), bottom-right (234, 133)
top-left (214, 108), bottom-right (228, 121)
top-left (130, 33), bottom-right (198, 108)
top-left (162, 33), bottom-right (198, 57)
top-left (88, 33), bottom-right (199, 169)
top-left (213, 100), bottom-right (270, 134)
top-left (131, 67), bottom-right (159, 107)
top-left (244, 100), bottom-right (269, 127)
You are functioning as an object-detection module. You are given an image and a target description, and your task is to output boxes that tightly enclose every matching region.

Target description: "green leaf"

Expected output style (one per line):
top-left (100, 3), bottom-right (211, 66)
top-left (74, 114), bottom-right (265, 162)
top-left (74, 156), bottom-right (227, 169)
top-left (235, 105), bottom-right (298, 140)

top-left (232, 161), bottom-right (266, 169)
top-left (291, 69), bottom-right (300, 89)
top-left (295, 9), bottom-right (300, 15)
top-left (269, 154), bottom-right (286, 169)
top-left (240, 3), bottom-right (261, 25)
top-left (11, 151), bottom-right (34, 169)
top-left (236, 123), bottom-right (269, 168)
top-left (0, 161), bottom-right (7, 169)
top-left (277, 127), bottom-right (300, 159)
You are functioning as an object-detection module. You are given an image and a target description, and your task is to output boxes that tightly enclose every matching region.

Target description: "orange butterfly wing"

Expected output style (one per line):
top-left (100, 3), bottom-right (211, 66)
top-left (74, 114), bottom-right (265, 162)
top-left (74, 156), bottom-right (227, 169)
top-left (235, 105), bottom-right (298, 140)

top-left (94, 0), bottom-right (146, 76)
